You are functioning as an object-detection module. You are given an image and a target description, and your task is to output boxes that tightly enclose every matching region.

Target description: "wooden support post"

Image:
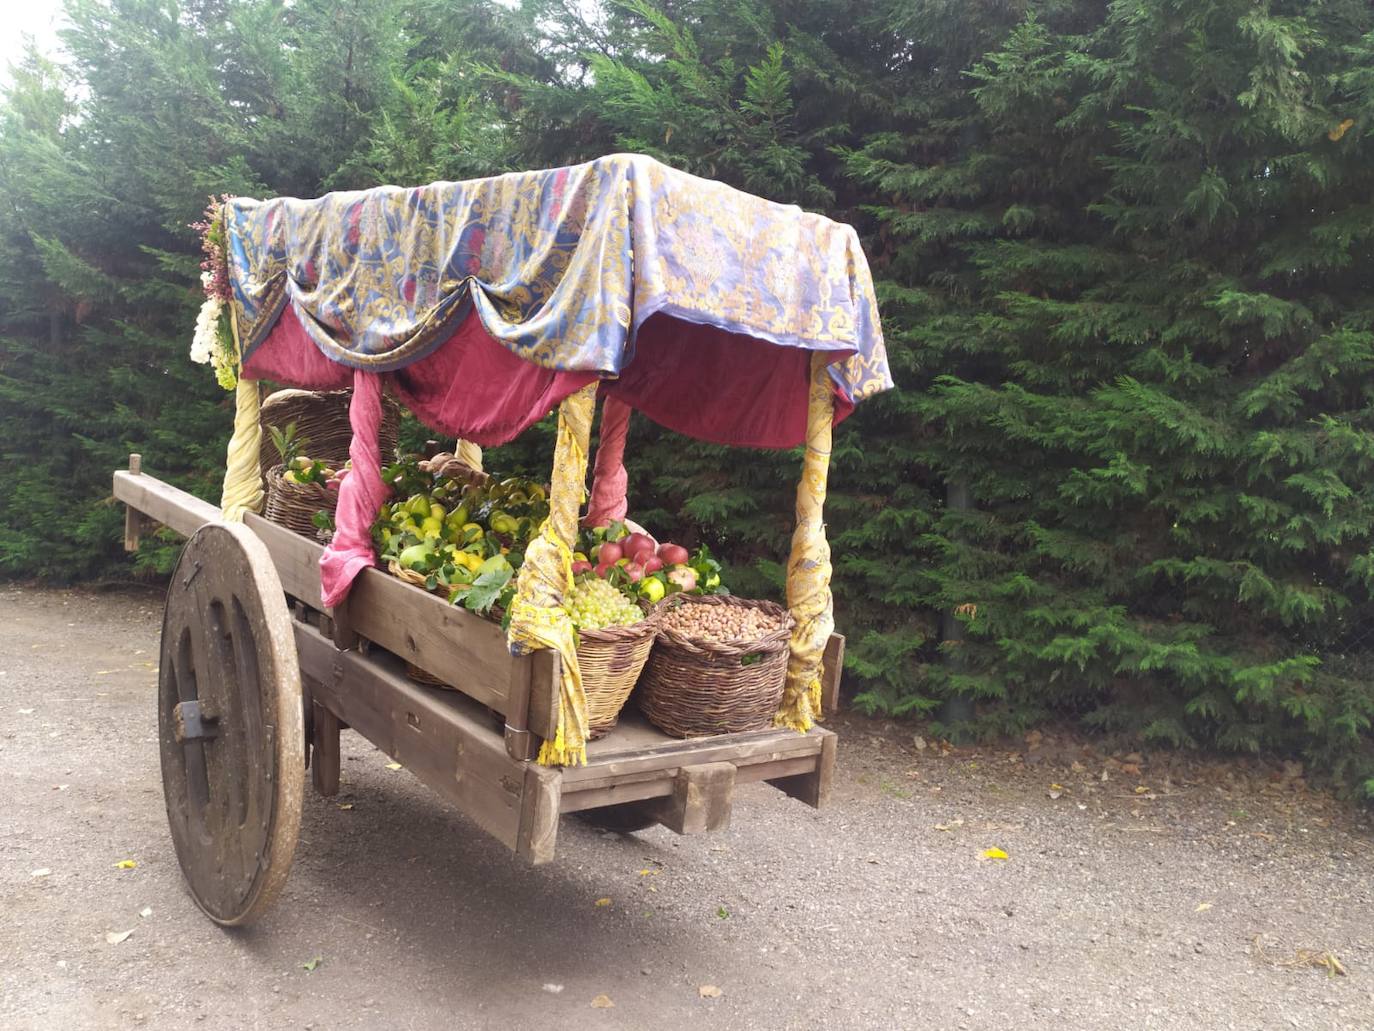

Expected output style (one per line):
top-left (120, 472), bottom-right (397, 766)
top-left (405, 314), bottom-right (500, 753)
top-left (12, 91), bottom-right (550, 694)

top-left (328, 593), bottom-right (359, 651)
top-left (123, 454), bottom-right (149, 552)
top-left (504, 655), bottom-right (537, 761)
top-left (650, 761), bottom-right (735, 835)
top-left (311, 700), bottom-right (341, 797)
top-left (769, 727), bottom-right (836, 809)
top-left (820, 633), bottom-right (845, 716)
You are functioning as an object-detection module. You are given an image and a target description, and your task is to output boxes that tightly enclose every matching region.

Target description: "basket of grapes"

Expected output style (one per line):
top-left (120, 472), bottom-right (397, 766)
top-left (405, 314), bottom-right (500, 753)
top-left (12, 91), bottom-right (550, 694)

top-left (564, 577), bottom-right (662, 738)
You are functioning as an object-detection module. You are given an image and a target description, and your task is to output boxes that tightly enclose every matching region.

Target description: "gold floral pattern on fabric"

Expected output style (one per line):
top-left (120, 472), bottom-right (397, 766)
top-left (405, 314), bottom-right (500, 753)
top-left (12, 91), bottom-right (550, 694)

top-left (777, 353), bottom-right (836, 732)
top-left (505, 383), bottom-right (597, 766)
top-left (223, 154), bottom-right (891, 405)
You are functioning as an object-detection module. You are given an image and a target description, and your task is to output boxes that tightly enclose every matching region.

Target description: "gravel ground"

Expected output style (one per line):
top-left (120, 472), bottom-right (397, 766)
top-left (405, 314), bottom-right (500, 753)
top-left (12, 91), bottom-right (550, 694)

top-left (2, 585), bottom-right (1374, 1031)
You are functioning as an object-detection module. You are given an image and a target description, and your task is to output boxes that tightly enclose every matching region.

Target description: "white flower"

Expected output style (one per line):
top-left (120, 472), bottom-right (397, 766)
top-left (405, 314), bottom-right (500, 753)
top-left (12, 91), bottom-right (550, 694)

top-left (190, 295), bottom-right (222, 364)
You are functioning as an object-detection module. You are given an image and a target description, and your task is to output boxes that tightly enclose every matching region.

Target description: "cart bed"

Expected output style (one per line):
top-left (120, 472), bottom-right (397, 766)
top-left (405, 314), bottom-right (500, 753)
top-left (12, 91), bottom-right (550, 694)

top-left (115, 463), bottom-right (837, 864)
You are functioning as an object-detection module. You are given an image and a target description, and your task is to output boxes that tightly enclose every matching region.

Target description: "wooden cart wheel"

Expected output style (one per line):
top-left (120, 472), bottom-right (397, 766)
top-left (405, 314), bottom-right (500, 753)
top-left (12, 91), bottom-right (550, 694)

top-left (158, 522), bottom-right (305, 927)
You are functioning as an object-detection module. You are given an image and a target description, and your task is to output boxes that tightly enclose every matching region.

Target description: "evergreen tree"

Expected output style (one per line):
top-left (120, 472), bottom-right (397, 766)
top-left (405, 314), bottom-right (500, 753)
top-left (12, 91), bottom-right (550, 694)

top-left (3, 0), bottom-right (1373, 794)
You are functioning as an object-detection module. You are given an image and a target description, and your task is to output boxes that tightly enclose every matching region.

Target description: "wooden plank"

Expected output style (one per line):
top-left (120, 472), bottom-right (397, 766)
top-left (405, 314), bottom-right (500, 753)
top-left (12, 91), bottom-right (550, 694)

top-left (113, 468), bottom-right (220, 539)
top-left (559, 754), bottom-right (819, 814)
top-left (649, 762), bottom-right (735, 835)
top-left (345, 568), bottom-right (522, 719)
top-left (769, 726), bottom-right (836, 809)
top-left (249, 510), bottom-right (548, 737)
top-left (292, 620), bottom-right (536, 857)
top-left (243, 513), bottom-right (325, 610)
top-left (311, 701), bottom-right (341, 797)
top-left (566, 723), bottom-right (824, 793)
top-left (821, 633), bottom-right (845, 715)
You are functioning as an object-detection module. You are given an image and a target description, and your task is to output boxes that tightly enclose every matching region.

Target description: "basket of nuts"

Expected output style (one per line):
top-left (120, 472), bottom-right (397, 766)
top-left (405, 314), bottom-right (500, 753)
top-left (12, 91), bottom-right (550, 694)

top-left (636, 594), bottom-right (795, 737)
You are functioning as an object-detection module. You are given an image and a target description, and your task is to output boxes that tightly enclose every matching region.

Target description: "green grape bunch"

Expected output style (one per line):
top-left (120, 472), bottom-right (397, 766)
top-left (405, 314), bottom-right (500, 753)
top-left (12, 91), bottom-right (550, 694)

top-left (563, 578), bottom-right (643, 632)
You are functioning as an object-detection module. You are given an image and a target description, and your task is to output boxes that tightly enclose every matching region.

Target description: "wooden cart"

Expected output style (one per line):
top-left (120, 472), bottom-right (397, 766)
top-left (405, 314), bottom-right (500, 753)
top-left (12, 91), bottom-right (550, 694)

top-left (116, 457), bottom-right (841, 927)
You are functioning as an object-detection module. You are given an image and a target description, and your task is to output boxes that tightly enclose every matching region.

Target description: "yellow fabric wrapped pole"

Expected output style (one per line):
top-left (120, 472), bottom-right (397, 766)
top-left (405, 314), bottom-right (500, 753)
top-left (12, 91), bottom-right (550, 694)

top-left (776, 352), bottom-right (836, 732)
top-left (219, 310), bottom-right (264, 522)
top-left (456, 439), bottom-right (484, 473)
top-left (506, 382), bottom-right (597, 766)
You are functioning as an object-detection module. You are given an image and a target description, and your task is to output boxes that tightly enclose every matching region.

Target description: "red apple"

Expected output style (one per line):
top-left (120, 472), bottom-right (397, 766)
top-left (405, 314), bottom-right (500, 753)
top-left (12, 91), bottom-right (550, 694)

top-left (656, 543), bottom-right (689, 566)
top-left (594, 562), bottom-right (615, 578)
top-left (571, 560), bottom-right (593, 575)
top-left (622, 532), bottom-right (655, 558)
top-left (632, 547), bottom-right (655, 566)
top-left (624, 563), bottom-right (644, 583)
top-left (642, 556), bottom-right (664, 574)
top-left (596, 541), bottom-right (623, 565)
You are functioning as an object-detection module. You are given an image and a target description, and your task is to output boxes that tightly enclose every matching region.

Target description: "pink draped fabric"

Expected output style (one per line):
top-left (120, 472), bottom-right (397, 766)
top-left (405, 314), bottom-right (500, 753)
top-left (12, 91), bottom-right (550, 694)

top-left (600, 314), bottom-right (855, 448)
top-left (319, 369), bottom-right (387, 606)
top-left (584, 395), bottom-right (631, 526)
top-left (243, 305), bottom-right (859, 605)
top-left (242, 304), bottom-right (353, 389)
top-left (388, 311), bottom-right (597, 445)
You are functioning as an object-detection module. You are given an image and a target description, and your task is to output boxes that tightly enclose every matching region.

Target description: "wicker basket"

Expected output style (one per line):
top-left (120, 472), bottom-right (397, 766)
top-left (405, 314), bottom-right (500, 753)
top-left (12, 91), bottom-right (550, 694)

top-left (386, 559), bottom-right (656, 734)
top-left (637, 595), bottom-right (796, 738)
top-left (264, 464), bottom-right (337, 536)
top-left (258, 388), bottom-right (402, 479)
top-left (579, 604), bottom-right (662, 738)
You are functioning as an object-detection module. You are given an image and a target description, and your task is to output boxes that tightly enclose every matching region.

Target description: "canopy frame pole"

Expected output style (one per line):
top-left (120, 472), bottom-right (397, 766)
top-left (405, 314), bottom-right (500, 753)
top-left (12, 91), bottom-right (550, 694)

top-left (506, 381), bottom-right (599, 766)
top-left (777, 353), bottom-right (836, 732)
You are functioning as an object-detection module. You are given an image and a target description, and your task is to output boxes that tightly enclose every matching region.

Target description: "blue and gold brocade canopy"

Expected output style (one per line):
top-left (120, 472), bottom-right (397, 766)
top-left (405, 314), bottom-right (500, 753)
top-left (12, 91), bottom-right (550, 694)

top-left (225, 154), bottom-right (891, 418)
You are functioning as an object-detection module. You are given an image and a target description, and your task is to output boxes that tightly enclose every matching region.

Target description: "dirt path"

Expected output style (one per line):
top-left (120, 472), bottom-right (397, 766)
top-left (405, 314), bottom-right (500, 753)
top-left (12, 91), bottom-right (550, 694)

top-left (2, 586), bottom-right (1373, 1031)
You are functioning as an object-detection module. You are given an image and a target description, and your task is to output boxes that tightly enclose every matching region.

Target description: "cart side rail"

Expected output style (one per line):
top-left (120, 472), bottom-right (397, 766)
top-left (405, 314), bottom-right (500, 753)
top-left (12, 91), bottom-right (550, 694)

top-left (115, 462), bottom-right (560, 758)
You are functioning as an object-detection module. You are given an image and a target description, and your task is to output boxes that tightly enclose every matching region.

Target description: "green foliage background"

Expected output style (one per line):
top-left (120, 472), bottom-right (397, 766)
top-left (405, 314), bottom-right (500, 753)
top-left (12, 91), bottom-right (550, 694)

top-left (3, 0), bottom-right (1373, 795)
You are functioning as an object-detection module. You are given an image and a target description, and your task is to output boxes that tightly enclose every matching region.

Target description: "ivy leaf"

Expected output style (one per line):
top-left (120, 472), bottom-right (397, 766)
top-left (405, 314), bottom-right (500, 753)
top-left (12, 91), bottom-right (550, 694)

top-left (463, 566), bottom-right (513, 614)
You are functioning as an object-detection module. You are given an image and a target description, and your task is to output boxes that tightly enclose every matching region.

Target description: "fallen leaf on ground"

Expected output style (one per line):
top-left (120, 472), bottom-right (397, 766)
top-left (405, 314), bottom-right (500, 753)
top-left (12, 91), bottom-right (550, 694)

top-left (337, 803), bottom-right (355, 810)
top-left (934, 819), bottom-right (964, 832)
top-left (139, 906), bottom-right (153, 918)
top-left (31, 868), bottom-right (51, 878)
top-left (1070, 761), bottom-right (1086, 773)
top-left (699, 985), bottom-right (723, 999)
top-left (590, 994), bottom-right (614, 1009)
top-left (114, 860), bottom-right (136, 870)
top-left (716, 905), bottom-right (730, 919)
top-left (542, 983), bottom-right (564, 994)
top-left (1135, 785), bottom-right (1150, 795)
top-left (980, 847), bottom-right (1010, 861)
top-left (53, 784), bottom-right (69, 791)
top-left (302, 957), bottom-right (322, 972)
top-left (638, 868), bottom-right (659, 876)
top-left (913, 735), bottom-right (927, 751)
top-left (384, 762), bottom-right (403, 771)
top-left (594, 897), bottom-right (612, 907)
top-left (1196, 902), bottom-right (1213, 913)
top-left (105, 929), bottom-right (133, 945)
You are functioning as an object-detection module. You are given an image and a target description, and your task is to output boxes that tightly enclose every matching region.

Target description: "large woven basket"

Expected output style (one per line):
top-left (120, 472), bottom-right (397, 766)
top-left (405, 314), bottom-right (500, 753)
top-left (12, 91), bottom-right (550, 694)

top-left (258, 388), bottom-right (402, 478)
top-left (637, 595), bottom-right (795, 738)
top-left (579, 604), bottom-right (661, 738)
top-left (387, 559), bottom-right (656, 737)
top-left (264, 464), bottom-right (337, 536)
